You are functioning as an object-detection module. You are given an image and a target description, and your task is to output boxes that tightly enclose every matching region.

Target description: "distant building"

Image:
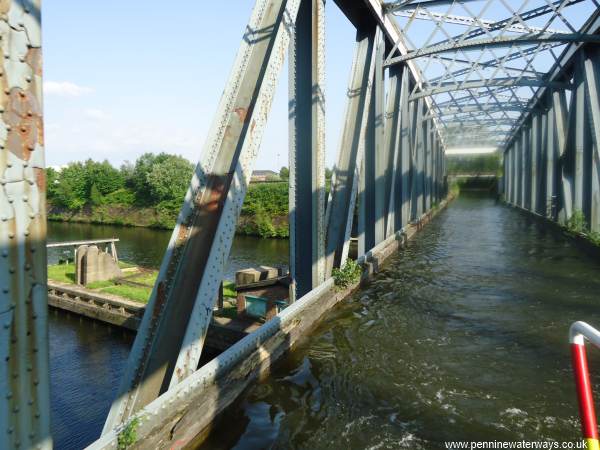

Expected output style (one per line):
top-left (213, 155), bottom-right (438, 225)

top-left (251, 170), bottom-right (280, 183)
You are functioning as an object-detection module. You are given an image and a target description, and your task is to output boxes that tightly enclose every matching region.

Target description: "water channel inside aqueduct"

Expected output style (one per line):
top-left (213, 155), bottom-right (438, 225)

top-left (49, 193), bottom-right (600, 449)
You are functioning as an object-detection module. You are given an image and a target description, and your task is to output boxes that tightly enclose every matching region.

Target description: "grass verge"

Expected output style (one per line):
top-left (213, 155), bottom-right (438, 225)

top-left (48, 262), bottom-right (237, 304)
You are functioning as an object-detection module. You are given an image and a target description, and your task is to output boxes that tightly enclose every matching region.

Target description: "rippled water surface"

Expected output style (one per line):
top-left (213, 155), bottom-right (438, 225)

top-left (204, 193), bottom-right (600, 449)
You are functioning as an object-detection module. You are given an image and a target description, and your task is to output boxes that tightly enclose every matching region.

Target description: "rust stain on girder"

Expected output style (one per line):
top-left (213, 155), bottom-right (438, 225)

top-left (125, 172), bottom-right (233, 414)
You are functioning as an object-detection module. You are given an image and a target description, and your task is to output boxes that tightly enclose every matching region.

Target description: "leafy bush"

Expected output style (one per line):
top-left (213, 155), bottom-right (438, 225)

top-left (590, 231), bottom-right (600, 246)
top-left (150, 199), bottom-right (181, 229)
top-left (84, 159), bottom-right (124, 195)
top-left (117, 417), bottom-right (140, 450)
top-left (279, 166), bottom-right (289, 180)
top-left (566, 210), bottom-right (587, 234)
top-left (446, 153), bottom-right (501, 175)
top-left (146, 155), bottom-right (193, 202)
top-left (104, 188), bottom-right (135, 206)
top-left (52, 162), bottom-right (88, 210)
top-left (242, 182), bottom-right (288, 216)
top-left (332, 259), bottom-right (362, 289)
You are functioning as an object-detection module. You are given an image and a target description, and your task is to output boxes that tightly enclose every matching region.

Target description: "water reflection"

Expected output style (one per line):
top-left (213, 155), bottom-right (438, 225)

top-left (47, 221), bottom-right (289, 279)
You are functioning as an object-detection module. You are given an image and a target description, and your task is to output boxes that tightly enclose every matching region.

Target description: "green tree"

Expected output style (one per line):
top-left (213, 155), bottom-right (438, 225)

top-left (83, 159), bottom-right (124, 195)
top-left (325, 167), bottom-right (333, 180)
top-left (46, 167), bottom-right (59, 201)
top-left (279, 166), bottom-right (289, 180)
top-left (89, 184), bottom-right (104, 206)
top-left (128, 153), bottom-right (170, 204)
top-left (146, 155), bottom-right (194, 202)
top-left (53, 163), bottom-right (88, 210)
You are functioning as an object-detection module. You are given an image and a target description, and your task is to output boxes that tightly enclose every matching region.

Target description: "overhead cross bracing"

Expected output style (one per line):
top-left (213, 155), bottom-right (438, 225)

top-left (383, 0), bottom-right (600, 152)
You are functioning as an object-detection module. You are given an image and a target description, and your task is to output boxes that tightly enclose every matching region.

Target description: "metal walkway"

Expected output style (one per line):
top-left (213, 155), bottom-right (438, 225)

top-left (0, 0), bottom-right (599, 448)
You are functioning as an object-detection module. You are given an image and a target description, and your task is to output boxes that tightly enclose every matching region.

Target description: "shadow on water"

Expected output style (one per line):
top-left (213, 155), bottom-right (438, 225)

top-left (49, 310), bottom-right (134, 450)
top-left (202, 192), bottom-right (600, 449)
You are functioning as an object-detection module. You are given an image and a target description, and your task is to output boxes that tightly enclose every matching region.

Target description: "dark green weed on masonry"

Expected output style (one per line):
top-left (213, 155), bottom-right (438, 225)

top-left (565, 210), bottom-right (600, 247)
top-left (332, 259), bottom-right (363, 289)
top-left (117, 417), bottom-right (140, 450)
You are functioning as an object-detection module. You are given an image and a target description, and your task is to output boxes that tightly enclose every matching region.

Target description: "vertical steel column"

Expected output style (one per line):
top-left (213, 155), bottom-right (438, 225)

top-left (373, 33), bottom-right (386, 245)
top-left (517, 133), bottom-right (523, 208)
top-left (361, 29), bottom-right (385, 253)
top-left (414, 99), bottom-right (425, 218)
top-left (554, 88), bottom-right (573, 222)
top-left (545, 97), bottom-right (557, 219)
top-left (105, 0), bottom-right (303, 431)
top-left (0, 2), bottom-right (50, 449)
top-left (384, 65), bottom-right (403, 238)
top-left (288, 0), bottom-right (325, 300)
top-left (510, 147), bottom-right (515, 205)
top-left (511, 142), bottom-right (516, 205)
top-left (424, 118), bottom-right (432, 212)
top-left (358, 148), bottom-right (366, 258)
top-left (539, 106), bottom-right (548, 215)
top-left (408, 92), bottom-right (419, 221)
top-left (584, 47), bottom-right (600, 233)
top-left (505, 144), bottom-right (515, 205)
top-left (399, 69), bottom-right (412, 227)
top-left (324, 28), bottom-right (376, 276)
top-left (431, 134), bottom-right (439, 204)
top-left (573, 55), bottom-right (587, 217)
top-left (523, 124), bottom-right (531, 211)
top-left (505, 149), bottom-right (510, 203)
top-left (531, 113), bottom-right (541, 214)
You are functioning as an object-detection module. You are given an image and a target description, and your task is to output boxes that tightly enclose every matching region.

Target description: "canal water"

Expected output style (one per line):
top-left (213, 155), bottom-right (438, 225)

top-left (202, 193), bottom-right (600, 449)
top-left (47, 222), bottom-right (289, 449)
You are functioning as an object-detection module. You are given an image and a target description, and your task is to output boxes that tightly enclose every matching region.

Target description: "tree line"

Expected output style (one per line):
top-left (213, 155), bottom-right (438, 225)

top-left (47, 153), bottom-right (195, 211)
top-left (46, 155), bottom-right (336, 236)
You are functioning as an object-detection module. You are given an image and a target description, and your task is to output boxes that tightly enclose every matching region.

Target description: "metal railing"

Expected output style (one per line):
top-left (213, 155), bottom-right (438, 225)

top-left (570, 321), bottom-right (600, 450)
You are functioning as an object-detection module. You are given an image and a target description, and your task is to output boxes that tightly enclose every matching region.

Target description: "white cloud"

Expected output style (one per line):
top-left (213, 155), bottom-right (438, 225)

top-left (44, 81), bottom-right (94, 97)
top-left (84, 108), bottom-right (110, 121)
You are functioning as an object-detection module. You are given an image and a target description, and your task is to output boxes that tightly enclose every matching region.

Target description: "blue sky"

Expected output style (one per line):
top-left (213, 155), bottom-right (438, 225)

top-left (42, 1), bottom-right (356, 171)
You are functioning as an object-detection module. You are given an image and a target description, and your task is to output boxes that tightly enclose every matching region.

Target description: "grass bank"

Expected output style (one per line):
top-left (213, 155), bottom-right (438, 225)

top-left (48, 262), bottom-right (236, 303)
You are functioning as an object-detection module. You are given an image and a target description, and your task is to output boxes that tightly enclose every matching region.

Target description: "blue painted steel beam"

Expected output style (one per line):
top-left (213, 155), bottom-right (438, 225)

top-left (289, 0), bottom-right (326, 300)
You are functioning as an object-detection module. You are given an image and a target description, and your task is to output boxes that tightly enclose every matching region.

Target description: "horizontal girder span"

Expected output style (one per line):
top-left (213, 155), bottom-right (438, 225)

top-left (410, 78), bottom-right (572, 101)
top-left (388, 33), bottom-right (600, 65)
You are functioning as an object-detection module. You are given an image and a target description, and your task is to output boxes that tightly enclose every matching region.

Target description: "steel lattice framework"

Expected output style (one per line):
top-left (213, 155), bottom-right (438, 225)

top-left (384, 0), bottom-right (599, 150)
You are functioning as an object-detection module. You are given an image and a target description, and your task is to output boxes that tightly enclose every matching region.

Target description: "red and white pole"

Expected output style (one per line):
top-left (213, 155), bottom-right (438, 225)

top-left (570, 321), bottom-right (600, 450)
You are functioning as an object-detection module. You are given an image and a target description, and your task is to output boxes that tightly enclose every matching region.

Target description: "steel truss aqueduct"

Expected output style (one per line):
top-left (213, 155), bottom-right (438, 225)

top-left (0, 0), bottom-right (598, 448)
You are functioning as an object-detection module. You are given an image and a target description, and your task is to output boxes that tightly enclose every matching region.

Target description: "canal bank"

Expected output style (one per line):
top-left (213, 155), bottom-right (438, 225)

top-left (201, 192), bottom-right (600, 449)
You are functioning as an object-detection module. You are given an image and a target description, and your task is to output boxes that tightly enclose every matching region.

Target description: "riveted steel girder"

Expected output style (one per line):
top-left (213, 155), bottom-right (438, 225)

top-left (325, 27), bottom-right (377, 276)
top-left (391, 9), bottom-right (563, 36)
top-left (402, 0), bottom-right (585, 47)
top-left (383, 0), bottom-right (481, 12)
top-left (289, 0), bottom-right (326, 300)
top-left (410, 78), bottom-right (571, 102)
top-left (583, 47), bottom-right (600, 232)
top-left (388, 34), bottom-right (600, 66)
top-left (104, 0), bottom-right (302, 432)
top-left (0, 2), bottom-right (50, 449)
top-left (427, 104), bottom-right (532, 119)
